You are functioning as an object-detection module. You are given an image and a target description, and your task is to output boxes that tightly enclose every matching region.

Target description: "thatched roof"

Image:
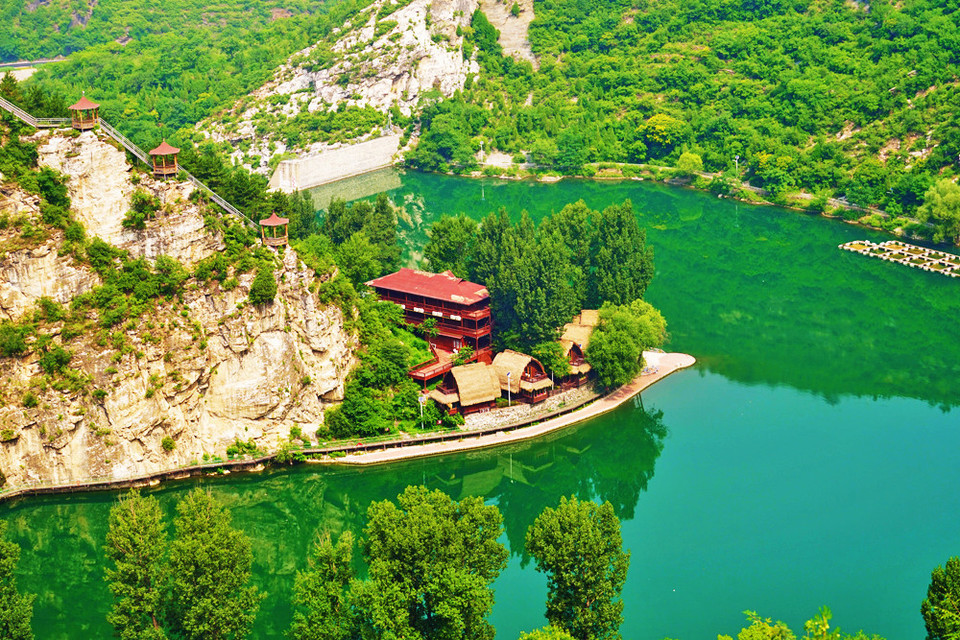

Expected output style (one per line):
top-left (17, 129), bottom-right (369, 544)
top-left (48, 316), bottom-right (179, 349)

top-left (521, 377), bottom-right (553, 392)
top-left (559, 340), bottom-right (591, 374)
top-left (450, 363), bottom-right (501, 407)
top-left (493, 349), bottom-right (548, 393)
top-left (573, 309), bottom-right (599, 327)
top-left (428, 389), bottom-right (459, 407)
top-left (560, 322), bottom-right (594, 350)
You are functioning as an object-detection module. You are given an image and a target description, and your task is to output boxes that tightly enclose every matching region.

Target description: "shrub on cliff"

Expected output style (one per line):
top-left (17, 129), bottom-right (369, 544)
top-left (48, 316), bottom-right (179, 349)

top-left (247, 266), bottom-right (277, 305)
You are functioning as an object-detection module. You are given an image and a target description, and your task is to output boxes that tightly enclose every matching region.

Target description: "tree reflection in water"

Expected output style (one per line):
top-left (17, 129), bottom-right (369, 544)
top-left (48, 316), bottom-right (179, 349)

top-left (0, 400), bottom-right (667, 639)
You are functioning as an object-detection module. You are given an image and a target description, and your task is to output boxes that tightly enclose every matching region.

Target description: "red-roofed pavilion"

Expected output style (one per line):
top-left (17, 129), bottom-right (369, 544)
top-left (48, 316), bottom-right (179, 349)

top-left (259, 212), bottom-right (289, 247)
top-left (68, 94), bottom-right (100, 131)
top-left (148, 140), bottom-right (180, 178)
top-left (367, 269), bottom-right (493, 379)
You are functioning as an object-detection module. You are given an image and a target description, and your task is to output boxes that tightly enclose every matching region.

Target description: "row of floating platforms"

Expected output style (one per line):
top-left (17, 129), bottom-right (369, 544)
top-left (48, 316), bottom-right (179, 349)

top-left (840, 239), bottom-right (960, 277)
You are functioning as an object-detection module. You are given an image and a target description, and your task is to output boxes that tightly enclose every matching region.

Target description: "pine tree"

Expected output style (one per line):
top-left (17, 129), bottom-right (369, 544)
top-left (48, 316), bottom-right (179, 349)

top-left (104, 490), bottom-right (169, 640)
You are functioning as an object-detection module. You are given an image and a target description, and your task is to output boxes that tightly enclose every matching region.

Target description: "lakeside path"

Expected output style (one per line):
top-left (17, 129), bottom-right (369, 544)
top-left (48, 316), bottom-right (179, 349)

top-left (336, 351), bottom-right (696, 466)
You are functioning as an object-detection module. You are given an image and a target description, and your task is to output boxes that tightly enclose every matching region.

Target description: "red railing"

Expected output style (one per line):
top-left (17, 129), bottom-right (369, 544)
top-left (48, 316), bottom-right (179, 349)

top-left (409, 347), bottom-right (492, 381)
top-left (436, 324), bottom-right (491, 339)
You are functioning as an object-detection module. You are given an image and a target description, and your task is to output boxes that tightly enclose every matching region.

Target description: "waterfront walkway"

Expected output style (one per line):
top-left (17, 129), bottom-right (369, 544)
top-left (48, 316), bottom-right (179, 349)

top-left (0, 351), bottom-right (695, 501)
top-left (336, 351), bottom-right (696, 465)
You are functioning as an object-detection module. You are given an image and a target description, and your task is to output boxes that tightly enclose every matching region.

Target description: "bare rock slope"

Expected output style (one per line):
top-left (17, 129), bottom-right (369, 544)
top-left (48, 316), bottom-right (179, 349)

top-left (198, 0), bottom-right (481, 174)
top-left (0, 130), bottom-right (355, 490)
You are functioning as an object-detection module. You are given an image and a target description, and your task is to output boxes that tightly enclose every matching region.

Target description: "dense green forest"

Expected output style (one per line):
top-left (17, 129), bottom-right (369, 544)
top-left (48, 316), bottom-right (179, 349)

top-left (1, 0), bottom-right (325, 62)
top-left (412, 0), bottom-right (960, 214)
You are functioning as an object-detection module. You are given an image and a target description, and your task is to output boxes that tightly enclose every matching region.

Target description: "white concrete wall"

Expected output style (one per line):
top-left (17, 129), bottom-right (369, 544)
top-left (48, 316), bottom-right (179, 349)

top-left (268, 134), bottom-right (401, 193)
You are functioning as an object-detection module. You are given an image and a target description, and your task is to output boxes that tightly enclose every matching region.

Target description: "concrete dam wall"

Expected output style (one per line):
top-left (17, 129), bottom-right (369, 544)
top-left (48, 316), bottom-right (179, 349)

top-left (268, 134), bottom-right (402, 193)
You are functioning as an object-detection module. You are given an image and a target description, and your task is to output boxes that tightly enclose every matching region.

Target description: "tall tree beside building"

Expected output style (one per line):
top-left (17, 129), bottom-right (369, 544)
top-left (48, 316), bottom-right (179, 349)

top-left (471, 208), bottom-right (515, 286)
top-left (511, 226), bottom-right (579, 347)
top-left (0, 520), bottom-right (34, 640)
top-left (423, 213), bottom-right (478, 278)
top-left (355, 485), bottom-right (508, 640)
top-left (588, 201), bottom-right (654, 308)
top-left (167, 489), bottom-right (264, 640)
top-left (322, 194), bottom-right (401, 277)
top-left (105, 490), bottom-right (169, 640)
top-left (538, 201), bottom-right (594, 310)
top-left (289, 532), bottom-right (358, 640)
top-left (525, 497), bottom-right (630, 640)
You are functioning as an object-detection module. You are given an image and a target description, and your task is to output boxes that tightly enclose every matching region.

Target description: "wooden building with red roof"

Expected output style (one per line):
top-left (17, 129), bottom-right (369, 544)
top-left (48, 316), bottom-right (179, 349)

top-left (367, 269), bottom-right (493, 381)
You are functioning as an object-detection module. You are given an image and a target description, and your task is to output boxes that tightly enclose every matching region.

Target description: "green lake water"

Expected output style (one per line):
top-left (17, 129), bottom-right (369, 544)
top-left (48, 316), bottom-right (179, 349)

top-left (4, 170), bottom-right (960, 639)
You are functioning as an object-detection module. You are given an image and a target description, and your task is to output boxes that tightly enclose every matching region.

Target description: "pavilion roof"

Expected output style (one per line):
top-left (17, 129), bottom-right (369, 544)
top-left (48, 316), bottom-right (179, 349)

top-left (259, 212), bottom-right (289, 227)
top-left (149, 140), bottom-right (180, 156)
top-left (68, 95), bottom-right (100, 110)
top-left (366, 268), bottom-right (489, 306)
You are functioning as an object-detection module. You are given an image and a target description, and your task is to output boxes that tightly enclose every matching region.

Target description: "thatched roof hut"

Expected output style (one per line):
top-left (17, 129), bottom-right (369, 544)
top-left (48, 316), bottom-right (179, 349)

top-left (492, 350), bottom-right (552, 394)
top-left (559, 309), bottom-right (599, 375)
top-left (428, 362), bottom-right (501, 410)
top-left (573, 309), bottom-right (600, 327)
top-left (559, 340), bottom-right (591, 374)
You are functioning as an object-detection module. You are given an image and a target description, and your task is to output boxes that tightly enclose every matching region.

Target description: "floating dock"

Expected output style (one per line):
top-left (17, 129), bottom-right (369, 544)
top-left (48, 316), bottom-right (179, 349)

top-left (840, 239), bottom-right (960, 277)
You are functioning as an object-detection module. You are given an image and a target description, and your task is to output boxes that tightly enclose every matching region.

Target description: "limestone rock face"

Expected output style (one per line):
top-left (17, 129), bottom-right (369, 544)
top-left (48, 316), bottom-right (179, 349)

top-left (0, 247), bottom-right (355, 489)
top-left (198, 0), bottom-right (480, 173)
top-left (0, 238), bottom-right (100, 322)
top-left (0, 132), bottom-right (356, 490)
top-left (35, 130), bottom-right (223, 268)
top-left (36, 130), bottom-right (133, 246)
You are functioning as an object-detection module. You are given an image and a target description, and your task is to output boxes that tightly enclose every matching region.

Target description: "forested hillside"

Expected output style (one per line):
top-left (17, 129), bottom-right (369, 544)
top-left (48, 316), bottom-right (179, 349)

top-left (1, 0), bottom-right (375, 152)
top-left (1, 0), bottom-right (323, 62)
top-left (413, 0), bottom-right (960, 213)
top-left (4, 0), bottom-right (959, 217)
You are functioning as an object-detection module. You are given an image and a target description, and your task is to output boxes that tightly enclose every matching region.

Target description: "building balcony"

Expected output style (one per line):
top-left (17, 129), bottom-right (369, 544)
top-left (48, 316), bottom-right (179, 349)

top-left (436, 324), bottom-right (491, 339)
top-left (378, 295), bottom-right (491, 321)
top-left (409, 347), bottom-right (493, 382)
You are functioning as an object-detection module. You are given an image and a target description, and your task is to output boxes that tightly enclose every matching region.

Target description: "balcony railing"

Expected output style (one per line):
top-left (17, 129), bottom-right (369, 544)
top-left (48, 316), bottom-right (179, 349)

top-left (378, 295), bottom-right (491, 321)
top-left (436, 324), bottom-right (491, 339)
top-left (409, 347), bottom-right (492, 381)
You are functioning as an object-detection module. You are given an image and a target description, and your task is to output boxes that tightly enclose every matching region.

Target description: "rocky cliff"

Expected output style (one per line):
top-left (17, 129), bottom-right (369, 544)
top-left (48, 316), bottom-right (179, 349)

top-left (0, 130), bottom-right (355, 490)
top-left (197, 0), bottom-right (482, 174)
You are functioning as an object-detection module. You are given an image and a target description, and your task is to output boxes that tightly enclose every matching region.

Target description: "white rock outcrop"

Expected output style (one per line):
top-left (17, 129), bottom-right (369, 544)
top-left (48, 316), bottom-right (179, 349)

top-left (35, 130), bottom-right (222, 268)
top-left (0, 238), bottom-right (100, 322)
top-left (198, 0), bottom-right (481, 173)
